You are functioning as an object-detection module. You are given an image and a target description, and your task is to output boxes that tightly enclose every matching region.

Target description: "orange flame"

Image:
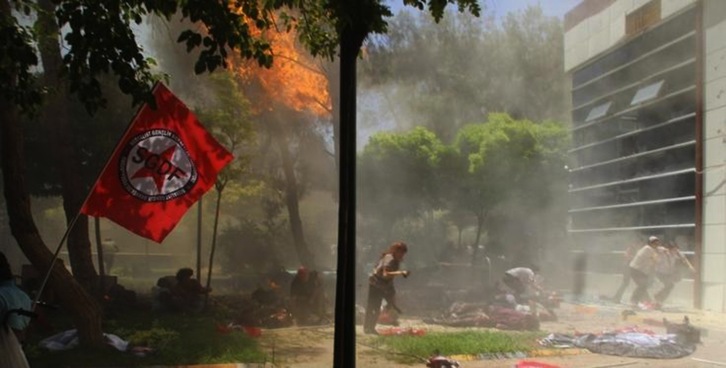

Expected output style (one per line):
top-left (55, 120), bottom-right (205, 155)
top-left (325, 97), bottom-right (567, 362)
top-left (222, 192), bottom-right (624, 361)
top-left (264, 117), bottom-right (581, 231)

top-left (232, 14), bottom-right (331, 117)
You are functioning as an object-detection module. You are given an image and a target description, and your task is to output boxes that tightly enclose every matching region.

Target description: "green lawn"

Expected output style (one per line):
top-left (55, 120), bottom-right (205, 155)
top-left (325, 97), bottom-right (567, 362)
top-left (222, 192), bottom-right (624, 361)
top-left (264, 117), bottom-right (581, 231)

top-left (368, 330), bottom-right (545, 364)
top-left (25, 297), bottom-right (268, 367)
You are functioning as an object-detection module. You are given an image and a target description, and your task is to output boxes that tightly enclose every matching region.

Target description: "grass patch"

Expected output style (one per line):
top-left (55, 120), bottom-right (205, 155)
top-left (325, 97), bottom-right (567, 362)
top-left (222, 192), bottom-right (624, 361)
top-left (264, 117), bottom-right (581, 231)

top-left (25, 297), bottom-right (268, 367)
top-left (369, 330), bottom-right (544, 364)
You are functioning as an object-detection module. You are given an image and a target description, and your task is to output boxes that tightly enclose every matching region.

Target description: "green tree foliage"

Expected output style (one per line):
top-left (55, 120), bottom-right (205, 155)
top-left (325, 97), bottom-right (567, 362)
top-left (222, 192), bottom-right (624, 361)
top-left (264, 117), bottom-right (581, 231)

top-left (358, 126), bottom-right (444, 243)
top-left (23, 78), bottom-right (134, 197)
top-left (1, 0), bottom-right (482, 353)
top-left (0, 1), bottom-right (41, 113)
top-left (359, 5), bottom-right (567, 142)
top-left (357, 114), bottom-right (569, 264)
top-left (196, 71), bottom-right (255, 186)
top-left (448, 113), bottom-right (569, 260)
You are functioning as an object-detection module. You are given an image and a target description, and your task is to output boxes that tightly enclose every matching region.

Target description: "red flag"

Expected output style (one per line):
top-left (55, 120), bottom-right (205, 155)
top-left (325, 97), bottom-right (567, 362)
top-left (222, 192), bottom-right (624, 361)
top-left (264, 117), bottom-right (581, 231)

top-left (81, 83), bottom-right (233, 243)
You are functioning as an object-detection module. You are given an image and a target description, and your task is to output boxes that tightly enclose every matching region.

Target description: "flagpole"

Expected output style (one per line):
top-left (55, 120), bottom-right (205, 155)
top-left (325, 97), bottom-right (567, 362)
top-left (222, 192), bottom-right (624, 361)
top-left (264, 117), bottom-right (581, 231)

top-left (32, 210), bottom-right (84, 306)
top-left (196, 197), bottom-right (203, 283)
top-left (204, 189), bottom-right (222, 310)
top-left (32, 82), bottom-right (163, 306)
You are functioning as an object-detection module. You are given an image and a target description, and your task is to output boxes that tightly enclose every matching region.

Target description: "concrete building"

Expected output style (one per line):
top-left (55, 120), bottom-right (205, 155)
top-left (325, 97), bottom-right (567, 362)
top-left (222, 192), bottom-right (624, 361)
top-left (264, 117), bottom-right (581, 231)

top-left (564, 0), bottom-right (726, 311)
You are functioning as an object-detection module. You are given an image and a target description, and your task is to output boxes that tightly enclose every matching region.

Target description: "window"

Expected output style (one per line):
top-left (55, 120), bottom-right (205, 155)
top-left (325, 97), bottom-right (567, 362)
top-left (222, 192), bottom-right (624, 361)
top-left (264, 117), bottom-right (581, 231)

top-left (626, 0), bottom-right (661, 37)
top-left (631, 80), bottom-right (664, 105)
top-left (585, 101), bottom-right (612, 122)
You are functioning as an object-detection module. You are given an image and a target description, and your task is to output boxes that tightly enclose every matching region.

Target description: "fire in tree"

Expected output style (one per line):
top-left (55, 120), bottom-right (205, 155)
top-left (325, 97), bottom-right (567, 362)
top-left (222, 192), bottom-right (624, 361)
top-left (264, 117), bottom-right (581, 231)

top-left (232, 16), bottom-right (333, 268)
top-left (234, 19), bottom-right (332, 117)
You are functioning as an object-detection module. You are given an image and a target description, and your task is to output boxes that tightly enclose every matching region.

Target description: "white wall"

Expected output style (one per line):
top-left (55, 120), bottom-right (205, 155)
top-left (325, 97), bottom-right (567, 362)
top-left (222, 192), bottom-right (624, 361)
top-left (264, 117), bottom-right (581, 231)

top-left (564, 0), bottom-right (697, 72)
top-left (701, 0), bottom-right (726, 312)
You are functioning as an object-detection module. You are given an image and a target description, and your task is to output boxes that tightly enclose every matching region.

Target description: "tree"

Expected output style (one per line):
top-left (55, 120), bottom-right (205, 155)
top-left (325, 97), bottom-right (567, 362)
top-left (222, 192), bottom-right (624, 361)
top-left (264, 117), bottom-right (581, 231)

top-left (0, 0), bottom-right (290, 346)
top-left (359, 5), bottom-right (567, 142)
top-left (37, 0), bottom-right (107, 295)
top-left (2, 0), bottom-right (482, 357)
top-left (195, 71), bottom-right (256, 305)
top-left (446, 113), bottom-right (568, 263)
top-left (233, 22), bottom-right (335, 269)
top-left (358, 126), bottom-right (444, 244)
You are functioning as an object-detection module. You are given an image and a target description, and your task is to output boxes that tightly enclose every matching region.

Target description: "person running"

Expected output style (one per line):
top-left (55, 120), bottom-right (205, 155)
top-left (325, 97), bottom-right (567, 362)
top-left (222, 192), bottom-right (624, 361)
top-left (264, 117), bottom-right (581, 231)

top-left (654, 240), bottom-right (696, 307)
top-left (610, 242), bottom-right (641, 303)
top-left (363, 241), bottom-right (410, 335)
top-left (628, 236), bottom-right (661, 306)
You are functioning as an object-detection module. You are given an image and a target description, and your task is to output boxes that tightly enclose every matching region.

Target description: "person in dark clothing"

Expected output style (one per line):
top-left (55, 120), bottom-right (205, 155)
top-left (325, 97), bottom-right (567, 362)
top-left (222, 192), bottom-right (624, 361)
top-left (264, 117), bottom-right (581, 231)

top-left (654, 241), bottom-right (696, 306)
top-left (610, 242), bottom-right (640, 303)
top-left (170, 267), bottom-right (210, 312)
top-left (364, 241), bottom-right (410, 335)
top-left (289, 266), bottom-right (313, 325)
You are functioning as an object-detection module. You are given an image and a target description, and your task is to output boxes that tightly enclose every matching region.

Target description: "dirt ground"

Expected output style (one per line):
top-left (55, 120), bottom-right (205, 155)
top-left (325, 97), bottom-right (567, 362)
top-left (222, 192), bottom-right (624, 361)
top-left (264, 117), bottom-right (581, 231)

top-left (254, 300), bottom-right (726, 368)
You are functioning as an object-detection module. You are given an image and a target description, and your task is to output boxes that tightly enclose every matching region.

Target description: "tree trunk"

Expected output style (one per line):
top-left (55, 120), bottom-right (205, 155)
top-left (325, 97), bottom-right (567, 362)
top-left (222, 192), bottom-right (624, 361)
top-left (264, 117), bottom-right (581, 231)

top-left (471, 209), bottom-right (486, 265)
top-left (333, 24), bottom-right (366, 368)
top-left (0, 93), bottom-right (105, 347)
top-left (37, 0), bottom-right (98, 293)
top-left (328, 58), bottom-right (341, 175)
top-left (270, 118), bottom-right (315, 268)
top-left (0, 0), bottom-right (104, 347)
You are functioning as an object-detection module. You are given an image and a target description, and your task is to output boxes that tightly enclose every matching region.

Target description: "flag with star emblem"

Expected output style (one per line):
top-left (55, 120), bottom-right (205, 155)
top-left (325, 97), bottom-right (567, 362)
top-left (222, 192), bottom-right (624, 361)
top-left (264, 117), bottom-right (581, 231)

top-left (81, 82), bottom-right (233, 242)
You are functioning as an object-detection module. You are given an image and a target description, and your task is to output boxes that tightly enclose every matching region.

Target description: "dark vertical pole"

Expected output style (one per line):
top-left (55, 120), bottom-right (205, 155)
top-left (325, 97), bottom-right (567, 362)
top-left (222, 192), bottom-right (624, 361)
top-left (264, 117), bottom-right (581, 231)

top-left (333, 27), bottom-right (360, 368)
top-left (693, 0), bottom-right (704, 310)
top-left (204, 189), bottom-right (222, 310)
top-left (196, 197), bottom-right (203, 281)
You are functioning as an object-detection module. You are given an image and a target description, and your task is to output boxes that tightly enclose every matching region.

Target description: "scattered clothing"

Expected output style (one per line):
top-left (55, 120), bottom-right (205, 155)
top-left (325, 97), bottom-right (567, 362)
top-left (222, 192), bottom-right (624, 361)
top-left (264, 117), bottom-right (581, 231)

top-left (515, 361), bottom-right (561, 368)
top-left (539, 327), bottom-right (697, 359)
top-left (39, 329), bottom-right (130, 352)
top-left (1, 326), bottom-right (30, 368)
top-left (426, 303), bottom-right (540, 331)
top-left (426, 353), bottom-right (460, 368)
top-left (377, 327), bottom-right (426, 336)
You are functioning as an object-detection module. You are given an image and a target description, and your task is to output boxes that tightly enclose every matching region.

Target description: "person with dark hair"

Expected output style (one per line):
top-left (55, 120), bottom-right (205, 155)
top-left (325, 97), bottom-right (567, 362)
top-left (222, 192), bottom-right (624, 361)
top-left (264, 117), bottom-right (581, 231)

top-left (170, 267), bottom-right (210, 312)
top-left (289, 266), bottom-right (313, 325)
top-left (1, 252), bottom-right (32, 368)
top-left (364, 241), bottom-right (410, 335)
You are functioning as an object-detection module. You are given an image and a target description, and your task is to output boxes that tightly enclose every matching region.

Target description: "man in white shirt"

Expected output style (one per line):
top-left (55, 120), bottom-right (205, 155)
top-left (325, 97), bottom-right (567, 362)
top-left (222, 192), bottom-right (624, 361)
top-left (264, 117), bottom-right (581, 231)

top-left (628, 236), bottom-right (661, 305)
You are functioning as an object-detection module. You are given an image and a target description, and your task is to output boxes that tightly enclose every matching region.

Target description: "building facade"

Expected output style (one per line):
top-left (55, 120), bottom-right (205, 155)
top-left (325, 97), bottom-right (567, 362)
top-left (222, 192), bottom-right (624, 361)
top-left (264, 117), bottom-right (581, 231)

top-left (564, 0), bottom-right (726, 311)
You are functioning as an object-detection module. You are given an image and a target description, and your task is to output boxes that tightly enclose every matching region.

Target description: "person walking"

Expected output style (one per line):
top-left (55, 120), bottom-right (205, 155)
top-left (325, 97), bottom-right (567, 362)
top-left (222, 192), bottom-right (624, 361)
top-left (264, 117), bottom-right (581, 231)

top-left (628, 236), bottom-right (661, 306)
top-left (363, 241), bottom-right (409, 335)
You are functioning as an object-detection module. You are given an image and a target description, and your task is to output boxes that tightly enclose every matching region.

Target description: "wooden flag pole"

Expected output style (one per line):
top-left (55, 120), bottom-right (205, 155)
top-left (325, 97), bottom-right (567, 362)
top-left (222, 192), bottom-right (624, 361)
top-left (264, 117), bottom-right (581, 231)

top-left (204, 188), bottom-right (223, 310)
